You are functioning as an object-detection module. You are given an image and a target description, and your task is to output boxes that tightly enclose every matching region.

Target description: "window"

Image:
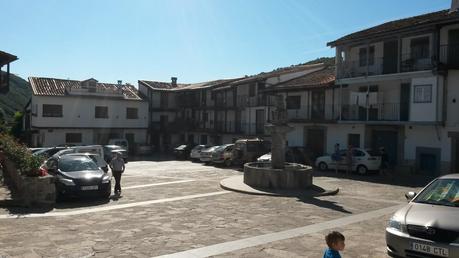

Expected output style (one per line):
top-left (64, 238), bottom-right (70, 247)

top-left (413, 85), bottom-right (432, 103)
top-left (249, 83), bottom-right (256, 97)
top-left (286, 96), bottom-right (301, 110)
top-left (203, 112), bottom-right (208, 122)
top-left (257, 82), bottom-right (266, 91)
top-left (42, 104), bottom-right (63, 117)
top-left (160, 92), bottom-right (168, 108)
top-left (411, 37), bottom-right (430, 59)
top-left (95, 106), bottom-right (108, 118)
top-left (66, 133), bottom-right (82, 143)
top-left (126, 107), bottom-right (138, 119)
top-left (359, 46), bottom-right (375, 66)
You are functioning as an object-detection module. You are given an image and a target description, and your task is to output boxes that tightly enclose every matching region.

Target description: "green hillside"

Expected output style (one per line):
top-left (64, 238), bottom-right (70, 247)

top-left (0, 72), bottom-right (31, 122)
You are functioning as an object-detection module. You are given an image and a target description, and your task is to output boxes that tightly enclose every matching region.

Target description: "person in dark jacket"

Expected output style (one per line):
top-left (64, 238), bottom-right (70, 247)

top-left (380, 147), bottom-right (389, 176)
top-left (110, 151), bottom-right (125, 195)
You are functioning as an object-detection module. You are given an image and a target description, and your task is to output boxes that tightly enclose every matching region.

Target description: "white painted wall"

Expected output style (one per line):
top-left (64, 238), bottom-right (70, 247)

top-left (31, 96), bottom-right (148, 128)
top-left (404, 125), bottom-right (450, 162)
top-left (326, 124), bottom-right (365, 154)
top-left (410, 76), bottom-right (438, 122)
top-left (446, 70), bottom-right (459, 126)
top-left (36, 128), bottom-right (147, 147)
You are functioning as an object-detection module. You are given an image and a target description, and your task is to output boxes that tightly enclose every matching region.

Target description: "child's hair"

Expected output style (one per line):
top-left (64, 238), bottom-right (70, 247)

top-left (325, 231), bottom-right (345, 248)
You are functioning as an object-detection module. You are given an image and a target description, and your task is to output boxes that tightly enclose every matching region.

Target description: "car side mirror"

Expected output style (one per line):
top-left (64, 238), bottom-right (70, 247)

top-left (405, 191), bottom-right (417, 201)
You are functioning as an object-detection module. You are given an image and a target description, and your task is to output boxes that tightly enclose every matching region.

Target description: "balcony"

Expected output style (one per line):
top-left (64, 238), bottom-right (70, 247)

top-left (439, 44), bottom-right (459, 69)
top-left (340, 103), bottom-right (407, 122)
top-left (337, 55), bottom-right (436, 79)
top-left (287, 105), bottom-right (338, 122)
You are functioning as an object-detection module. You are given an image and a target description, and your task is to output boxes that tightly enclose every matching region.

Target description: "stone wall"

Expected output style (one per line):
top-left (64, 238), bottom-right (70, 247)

top-left (2, 159), bottom-right (55, 207)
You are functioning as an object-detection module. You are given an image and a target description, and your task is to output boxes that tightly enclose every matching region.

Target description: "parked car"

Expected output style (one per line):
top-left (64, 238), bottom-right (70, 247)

top-left (211, 144), bottom-right (234, 166)
top-left (42, 154), bottom-right (111, 199)
top-left (199, 146), bottom-right (220, 163)
top-left (33, 147), bottom-right (68, 158)
top-left (108, 138), bottom-right (129, 152)
top-left (190, 145), bottom-right (211, 161)
top-left (174, 144), bottom-right (194, 159)
top-left (231, 138), bottom-right (271, 166)
top-left (55, 152), bottom-right (109, 173)
top-left (29, 147), bottom-right (47, 154)
top-left (315, 148), bottom-right (381, 175)
top-left (103, 145), bottom-right (128, 163)
top-left (386, 174), bottom-right (459, 258)
top-left (136, 144), bottom-right (152, 155)
top-left (257, 147), bottom-right (301, 163)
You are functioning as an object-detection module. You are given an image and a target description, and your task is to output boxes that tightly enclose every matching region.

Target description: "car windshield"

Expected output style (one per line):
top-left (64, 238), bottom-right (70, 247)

top-left (59, 157), bottom-right (99, 172)
top-left (414, 178), bottom-right (459, 207)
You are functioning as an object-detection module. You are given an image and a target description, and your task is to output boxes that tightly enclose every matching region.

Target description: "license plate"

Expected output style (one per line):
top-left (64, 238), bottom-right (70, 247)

top-left (411, 242), bottom-right (449, 257)
top-left (81, 185), bottom-right (98, 191)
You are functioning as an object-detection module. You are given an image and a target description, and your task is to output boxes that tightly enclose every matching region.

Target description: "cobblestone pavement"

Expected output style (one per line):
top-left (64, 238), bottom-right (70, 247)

top-left (0, 159), bottom-right (428, 257)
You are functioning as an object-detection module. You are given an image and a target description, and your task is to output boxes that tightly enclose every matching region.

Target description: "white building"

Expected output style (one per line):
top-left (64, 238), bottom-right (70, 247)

top-left (327, 5), bottom-right (459, 176)
top-left (26, 77), bottom-right (149, 148)
top-left (138, 64), bottom-right (325, 151)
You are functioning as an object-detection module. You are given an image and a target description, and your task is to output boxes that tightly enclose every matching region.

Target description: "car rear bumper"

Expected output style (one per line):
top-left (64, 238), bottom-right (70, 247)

top-left (386, 227), bottom-right (459, 258)
top-left (200, 156), bottom-right (212, 162)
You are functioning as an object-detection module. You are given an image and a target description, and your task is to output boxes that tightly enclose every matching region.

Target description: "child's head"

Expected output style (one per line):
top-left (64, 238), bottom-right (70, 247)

top-left (325, 231), bottom-right (345, 251)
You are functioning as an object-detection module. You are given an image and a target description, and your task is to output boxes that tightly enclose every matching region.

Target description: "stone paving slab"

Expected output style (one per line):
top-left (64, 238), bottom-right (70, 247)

top-left (0, 160), bottom-right (426, 258)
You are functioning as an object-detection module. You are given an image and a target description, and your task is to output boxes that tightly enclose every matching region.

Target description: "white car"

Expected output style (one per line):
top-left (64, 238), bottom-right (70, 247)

top-left (199, 146), bottom-right (219, 163)
top-left (190, 145), bottom-right (211, 160)
top-left (315, 148), bottom-right (381, 175)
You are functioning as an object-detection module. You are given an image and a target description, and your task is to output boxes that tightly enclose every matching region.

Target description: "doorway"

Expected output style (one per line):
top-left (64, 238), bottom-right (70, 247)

top-left (348, 134), bottom-right (361, 148)
top-left (372, 130), bottom-right (398, 167)
top-left (255, 109), bottom-right (265, 135)
top-left (311, 91), bottom-right (325, 120)
top-left (383, 41), bottom-right (398, 74)
top-left (305, 128), bottom-right (325, 161)
top-left (448, 29), bottom-right (459, 67)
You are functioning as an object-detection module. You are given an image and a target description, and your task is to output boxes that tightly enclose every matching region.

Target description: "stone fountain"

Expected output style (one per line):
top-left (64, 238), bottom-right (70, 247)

top-left (243, 95), bottom-right (313, 189)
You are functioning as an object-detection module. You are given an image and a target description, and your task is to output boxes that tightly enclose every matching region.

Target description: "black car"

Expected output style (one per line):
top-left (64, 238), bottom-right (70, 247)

top-left (33, 147), bottom-right (68, 159)
top-left (43, 154), bottom-right (111, 199)
top-left (174, 144), bottom-right (194, 159)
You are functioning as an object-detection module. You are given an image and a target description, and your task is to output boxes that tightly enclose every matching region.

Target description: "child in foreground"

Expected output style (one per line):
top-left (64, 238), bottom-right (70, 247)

top-left (323, 231), bottom-right (345, 258)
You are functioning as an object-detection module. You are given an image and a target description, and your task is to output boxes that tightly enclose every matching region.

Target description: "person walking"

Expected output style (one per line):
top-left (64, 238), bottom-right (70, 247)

top-left (346, 145), bottom-right (353, 175)
top-left (110, 151), bottom-right (125, 195)
top-left (379, 147), bottom-right (389, 176)
top-left (332, 143), bottom-right (341, 174)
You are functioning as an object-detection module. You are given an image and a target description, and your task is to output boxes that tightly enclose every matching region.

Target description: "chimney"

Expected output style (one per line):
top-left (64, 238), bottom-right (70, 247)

top-left (451, 0), bottom-right (459, 12)
top-left (171, 77), bottom-right (178, 87)
top-left (117, 80), bottom-right (122, 85)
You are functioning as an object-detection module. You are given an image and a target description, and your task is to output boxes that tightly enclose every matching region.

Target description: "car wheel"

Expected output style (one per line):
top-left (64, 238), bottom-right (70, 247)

top-left (356, 165), bottom-right (368, 175)
top-left (225, 159), bottom-right (232, 167)
top-left (318, 162), bottom-right (328, 171)
top-left (102, 182), bottom-right (112, 199)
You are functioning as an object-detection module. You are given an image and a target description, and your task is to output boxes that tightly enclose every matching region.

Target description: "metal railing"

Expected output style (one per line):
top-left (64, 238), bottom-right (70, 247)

top-left (340, 103), bottom-right (404, 122)
top-left (400, 53), bottom-right (435, 73)
top-left (439, 44), bottom-right (459, 68)
top-left (287, 105), bottom-right (338, 121)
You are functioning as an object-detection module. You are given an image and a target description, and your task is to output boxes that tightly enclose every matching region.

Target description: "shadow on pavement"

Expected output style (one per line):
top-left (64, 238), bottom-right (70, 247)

top-left (312, 169), bottom-right (434, 188)
top-left (295, 195), bottom-right (352, 214)
top-left (54, 197), bottom-right (110, 210)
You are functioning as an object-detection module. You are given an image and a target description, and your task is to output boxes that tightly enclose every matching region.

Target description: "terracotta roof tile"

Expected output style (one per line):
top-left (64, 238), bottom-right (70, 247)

top-left (28, 77), bottom-right (144, 100)
top-left (328, 9), bottom-right (459, 46)
top-left (138, 79), bottom-right (238, 91)
top-left (264, 66), bottom-right (335, 92)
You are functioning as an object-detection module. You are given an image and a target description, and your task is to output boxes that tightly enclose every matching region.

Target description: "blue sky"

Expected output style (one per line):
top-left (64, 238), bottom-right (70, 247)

top-left (2, 0), bottom-right (451, 85)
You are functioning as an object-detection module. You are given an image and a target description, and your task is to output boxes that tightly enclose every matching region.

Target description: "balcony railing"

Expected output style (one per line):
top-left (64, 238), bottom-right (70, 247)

top-left (337, 54), bottom-right (436, 79)
top-left (400, 53), bottom-right (435, 73)
top-left (439, 44), bottom-right (459, 69)
top-left (340, 103), bottom-right (406, 122)
top-left (287, 105), bottom-right (338, 122)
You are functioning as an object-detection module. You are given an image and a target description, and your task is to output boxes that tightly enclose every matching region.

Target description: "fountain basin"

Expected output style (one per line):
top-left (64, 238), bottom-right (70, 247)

top-left (243, 162), bottom-right (313, 189)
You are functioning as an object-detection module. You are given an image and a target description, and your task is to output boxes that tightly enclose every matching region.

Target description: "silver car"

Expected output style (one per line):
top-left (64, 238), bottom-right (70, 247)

top-left (386, 174), bottom-right (459, 258)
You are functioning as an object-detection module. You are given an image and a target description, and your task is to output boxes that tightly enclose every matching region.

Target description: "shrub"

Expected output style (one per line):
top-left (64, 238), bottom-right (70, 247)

top-left (0, 133), bottom-right (44, 176)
